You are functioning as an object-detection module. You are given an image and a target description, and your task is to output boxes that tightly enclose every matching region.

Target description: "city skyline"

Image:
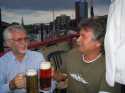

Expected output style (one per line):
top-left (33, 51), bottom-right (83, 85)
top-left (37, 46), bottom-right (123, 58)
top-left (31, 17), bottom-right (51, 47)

top-left (0, 0), bottom-right (111, 25)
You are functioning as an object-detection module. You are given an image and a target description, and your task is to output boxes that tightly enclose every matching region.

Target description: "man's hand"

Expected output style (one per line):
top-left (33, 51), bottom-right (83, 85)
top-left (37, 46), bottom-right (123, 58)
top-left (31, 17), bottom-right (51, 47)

top-left (57, 78), bottom-right (68, 89)
top-left (9, 74), bottom-right (26, 90)
top-left (52, 69), bottom-right (68, 82)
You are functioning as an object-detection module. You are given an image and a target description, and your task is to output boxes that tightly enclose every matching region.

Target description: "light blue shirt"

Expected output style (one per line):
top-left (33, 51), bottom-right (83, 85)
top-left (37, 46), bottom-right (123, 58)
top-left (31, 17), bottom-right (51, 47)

top-left (0, 50), bottom-right (45, 93)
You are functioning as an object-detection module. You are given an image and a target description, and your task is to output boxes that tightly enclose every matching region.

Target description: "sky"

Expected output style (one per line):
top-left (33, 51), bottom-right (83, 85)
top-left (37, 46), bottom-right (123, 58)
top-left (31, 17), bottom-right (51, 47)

top-left (0, 0), bottom-right (111, 25)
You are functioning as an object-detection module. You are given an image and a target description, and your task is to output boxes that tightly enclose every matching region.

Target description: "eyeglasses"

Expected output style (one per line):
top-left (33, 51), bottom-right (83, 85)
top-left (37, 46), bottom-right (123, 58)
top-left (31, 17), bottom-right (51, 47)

top-left (8, 37), bottom-right (29, 43)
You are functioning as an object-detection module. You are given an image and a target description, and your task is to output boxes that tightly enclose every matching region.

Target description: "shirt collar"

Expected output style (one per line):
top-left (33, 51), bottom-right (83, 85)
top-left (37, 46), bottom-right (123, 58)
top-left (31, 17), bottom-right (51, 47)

top-left (82, 53), bottom-right (102, 64)
top-left (9, 50), bottom-right (29, 62)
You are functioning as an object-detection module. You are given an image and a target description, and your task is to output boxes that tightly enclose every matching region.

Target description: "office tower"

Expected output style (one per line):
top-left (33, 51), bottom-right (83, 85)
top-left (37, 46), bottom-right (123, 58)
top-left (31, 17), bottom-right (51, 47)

top-left (21, 16), bottom-right (24, 26)
top-left (75, 0), bottom-right (88, 25)
top-left (90, 0), bottom-right (94, 18)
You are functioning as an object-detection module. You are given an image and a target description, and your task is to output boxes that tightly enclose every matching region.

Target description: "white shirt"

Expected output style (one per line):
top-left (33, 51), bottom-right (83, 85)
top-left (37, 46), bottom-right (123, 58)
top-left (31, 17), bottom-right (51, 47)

top-left (105, 0), bottom-right (125, 86)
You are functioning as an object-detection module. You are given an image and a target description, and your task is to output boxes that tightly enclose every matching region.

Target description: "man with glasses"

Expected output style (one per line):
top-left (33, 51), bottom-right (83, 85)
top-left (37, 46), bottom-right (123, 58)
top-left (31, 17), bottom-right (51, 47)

top-left (0, 25), bottom-right (45, 93)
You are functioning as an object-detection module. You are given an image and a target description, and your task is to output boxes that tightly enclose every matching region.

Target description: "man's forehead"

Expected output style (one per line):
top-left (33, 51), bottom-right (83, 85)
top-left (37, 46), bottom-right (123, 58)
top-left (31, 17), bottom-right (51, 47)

top-left (11, 31), bottom-right (27, 38)
top-left (11, 30), bottom-right (26, 34)
top-left (80, 27), bottom-right (93, 33)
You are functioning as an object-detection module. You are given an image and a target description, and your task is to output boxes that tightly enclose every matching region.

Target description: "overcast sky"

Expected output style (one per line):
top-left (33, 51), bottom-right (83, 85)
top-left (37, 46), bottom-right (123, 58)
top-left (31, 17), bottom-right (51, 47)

top-left (0, 0), bottom-right (111, 25)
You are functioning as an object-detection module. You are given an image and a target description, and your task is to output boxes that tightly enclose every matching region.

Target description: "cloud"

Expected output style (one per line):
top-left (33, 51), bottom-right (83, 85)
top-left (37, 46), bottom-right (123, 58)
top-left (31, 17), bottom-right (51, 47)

top-left (2, 9), bottom-right (75, 24)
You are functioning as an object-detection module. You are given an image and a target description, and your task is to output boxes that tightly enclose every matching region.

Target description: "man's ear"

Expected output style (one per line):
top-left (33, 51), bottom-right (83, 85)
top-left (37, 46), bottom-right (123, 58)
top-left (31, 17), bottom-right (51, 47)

top-left (5, 40), bottom-right (11, 48)
top-left (96, 41), bottom-right (101, 48)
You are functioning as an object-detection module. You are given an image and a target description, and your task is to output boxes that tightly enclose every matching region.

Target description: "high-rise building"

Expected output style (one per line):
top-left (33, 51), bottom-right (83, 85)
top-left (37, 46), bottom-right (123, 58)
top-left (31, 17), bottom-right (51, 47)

top-left (90, 0), bottom-right (94, 18)
top-left (21, 16), bottom-right (24, 26)
top-left (75, 0), bottom-right (88, 25)
top-left (54, 14), bottom-right (70, 36)
top-left (55, 15), bottom-right (70, 30)
top-left (90, 5), bottom-right (94, 18)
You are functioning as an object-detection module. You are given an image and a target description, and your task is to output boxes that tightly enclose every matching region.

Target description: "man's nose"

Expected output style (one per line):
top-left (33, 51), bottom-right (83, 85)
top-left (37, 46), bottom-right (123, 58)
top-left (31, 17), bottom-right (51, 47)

top-left (77, 36), bottom-right (81, 42)
top-left (76, 36), bottom-right (81, 44)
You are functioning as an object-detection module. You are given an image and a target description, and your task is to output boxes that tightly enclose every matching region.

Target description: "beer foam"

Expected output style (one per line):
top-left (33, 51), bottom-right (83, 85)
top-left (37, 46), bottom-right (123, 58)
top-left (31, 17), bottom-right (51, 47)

top-left (40, 62), bottom-right (51, 70)
top-left (26, 69), bottom-right (37, 76)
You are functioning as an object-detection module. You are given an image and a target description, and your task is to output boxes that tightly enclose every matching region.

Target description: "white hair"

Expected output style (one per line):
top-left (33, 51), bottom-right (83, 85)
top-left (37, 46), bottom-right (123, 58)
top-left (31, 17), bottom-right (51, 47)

top-left (3, 25), bottom-right (26, 41)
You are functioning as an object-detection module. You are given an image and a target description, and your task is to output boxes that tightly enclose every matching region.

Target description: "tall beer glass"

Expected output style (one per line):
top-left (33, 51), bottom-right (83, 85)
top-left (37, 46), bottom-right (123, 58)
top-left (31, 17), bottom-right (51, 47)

top-left (26, 69), bottom-right (38, 93)
top-left (40, 62), bottom-right (52, 90)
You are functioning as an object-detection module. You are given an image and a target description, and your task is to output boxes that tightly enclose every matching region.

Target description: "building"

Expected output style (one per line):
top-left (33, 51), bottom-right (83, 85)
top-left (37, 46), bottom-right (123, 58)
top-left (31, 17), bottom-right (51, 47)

top-left (21, 16), bottom-right (24, 26)
top-left (32, 24), bottom-right (42, 41)
top-left (90, 0), bottom-right (94, 18)
top-left (31, 15), bottom-right (71, 41)
top-left (75, 0), bottom-right (88, 25)
top-left (32, 23), bottom-right (53, 41)
top-left (54, 14), bottom-right (70, 36)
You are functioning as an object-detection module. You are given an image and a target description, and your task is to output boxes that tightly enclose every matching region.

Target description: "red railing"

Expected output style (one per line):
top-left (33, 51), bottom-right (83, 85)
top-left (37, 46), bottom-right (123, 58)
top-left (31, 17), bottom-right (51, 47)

top-left (0, 33), bottom-right (79, 57)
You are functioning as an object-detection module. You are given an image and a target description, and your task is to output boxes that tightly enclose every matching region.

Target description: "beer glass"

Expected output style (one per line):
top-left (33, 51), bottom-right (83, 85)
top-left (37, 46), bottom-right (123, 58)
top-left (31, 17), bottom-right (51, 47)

top-left (26, 69), bottom-right (38, 93)
top-left (39, 62), bottom-right (52, 91)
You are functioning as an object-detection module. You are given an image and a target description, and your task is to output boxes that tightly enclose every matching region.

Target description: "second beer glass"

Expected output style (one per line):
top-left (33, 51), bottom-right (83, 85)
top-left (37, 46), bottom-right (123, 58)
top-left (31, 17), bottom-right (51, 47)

top-left (40, 62), bottom-right (52, 91)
